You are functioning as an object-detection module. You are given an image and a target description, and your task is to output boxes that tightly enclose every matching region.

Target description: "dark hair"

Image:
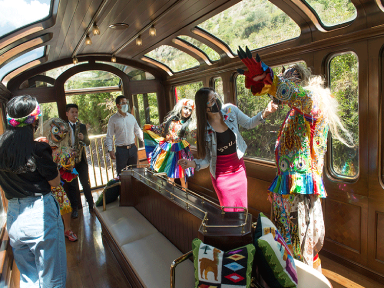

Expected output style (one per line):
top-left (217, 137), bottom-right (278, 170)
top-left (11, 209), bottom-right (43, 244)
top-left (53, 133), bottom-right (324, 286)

top-left (195, 87), bottom-right (219, 159)
top-left (115, 95), bottom-right (126, 105)
top-left (0, 95), bottom-right (38, 173)
top-left (163, 115), bottom-right (191, 139)
top-left (66, 103), bottom-right (78, 112)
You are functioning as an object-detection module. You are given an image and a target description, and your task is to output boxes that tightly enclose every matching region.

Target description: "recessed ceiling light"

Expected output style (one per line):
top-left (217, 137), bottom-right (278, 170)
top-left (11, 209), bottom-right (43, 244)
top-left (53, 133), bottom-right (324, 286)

top-left (108, 23), bottom-right (130, 30)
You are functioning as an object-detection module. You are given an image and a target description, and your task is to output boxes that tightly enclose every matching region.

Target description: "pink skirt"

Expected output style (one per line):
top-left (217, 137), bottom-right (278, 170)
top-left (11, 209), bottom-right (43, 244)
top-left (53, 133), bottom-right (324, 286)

top-left (210, 152), bottom-right (247, 212)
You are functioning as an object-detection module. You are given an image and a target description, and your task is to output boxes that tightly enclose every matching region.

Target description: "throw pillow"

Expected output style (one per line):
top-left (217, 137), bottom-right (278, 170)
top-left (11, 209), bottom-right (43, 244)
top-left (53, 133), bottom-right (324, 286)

top-left (254, 213), bottom-right (298, 288)
top-left (192, 238), bottom-right (255, 288)
top-left (95, 178), bottom-right (120, 207)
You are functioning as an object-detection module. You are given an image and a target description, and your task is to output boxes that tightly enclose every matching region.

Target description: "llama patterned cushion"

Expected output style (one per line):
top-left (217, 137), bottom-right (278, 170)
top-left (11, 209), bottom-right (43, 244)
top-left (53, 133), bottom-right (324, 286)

top-left (254, 213), bottom-right (298, 288)
top-left (192, 238), bottom-right (255, 288)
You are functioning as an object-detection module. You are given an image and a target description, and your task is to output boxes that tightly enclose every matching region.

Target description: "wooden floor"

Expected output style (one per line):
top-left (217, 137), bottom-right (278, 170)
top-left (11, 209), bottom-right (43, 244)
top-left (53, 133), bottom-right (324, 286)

top-left (67, 191), bottom-right (384, 288)
top-left (66, 191), bottom-right (131, 288)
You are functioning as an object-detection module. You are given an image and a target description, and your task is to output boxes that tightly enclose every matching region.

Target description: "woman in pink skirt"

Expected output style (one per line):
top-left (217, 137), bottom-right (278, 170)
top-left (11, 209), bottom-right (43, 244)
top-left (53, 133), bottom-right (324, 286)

top-left (179, 87), bottom-right (277, 211)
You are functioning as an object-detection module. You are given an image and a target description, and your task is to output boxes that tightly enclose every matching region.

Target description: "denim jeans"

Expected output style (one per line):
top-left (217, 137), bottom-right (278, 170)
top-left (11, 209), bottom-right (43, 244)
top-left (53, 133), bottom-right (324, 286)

top-left (7, 193), bottom-right (67, 288)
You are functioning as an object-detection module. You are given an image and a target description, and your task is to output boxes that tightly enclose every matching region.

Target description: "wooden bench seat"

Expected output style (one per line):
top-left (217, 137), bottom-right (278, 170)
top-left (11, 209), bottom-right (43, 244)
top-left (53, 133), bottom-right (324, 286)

top-left (95, 201), bottom-right (195, 288)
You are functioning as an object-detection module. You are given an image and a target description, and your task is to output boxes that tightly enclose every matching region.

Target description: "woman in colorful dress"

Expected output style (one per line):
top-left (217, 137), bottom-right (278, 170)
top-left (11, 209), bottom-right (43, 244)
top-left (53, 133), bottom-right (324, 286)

top-left (236, 46), bottom-right (353, 270)
top-left (144, 99), bottom-right (196, 189)
top-left (178, 88), bottom-right (277, 211)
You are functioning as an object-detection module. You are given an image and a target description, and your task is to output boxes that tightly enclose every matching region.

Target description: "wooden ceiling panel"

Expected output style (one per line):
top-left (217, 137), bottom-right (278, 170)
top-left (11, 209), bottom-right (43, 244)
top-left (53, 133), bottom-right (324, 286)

top-left (66, 0), bottom-right (105, 57)
top-left (50, 0), bottom-right (81, 60)
top-left (117, 0), bottom-right (221, 59)
top-left (82, 0), bottom-right (173, 55)
top-left (58, 0), bottom-right (103, 59)
top-left (47, 0), bottom-right (71, 62)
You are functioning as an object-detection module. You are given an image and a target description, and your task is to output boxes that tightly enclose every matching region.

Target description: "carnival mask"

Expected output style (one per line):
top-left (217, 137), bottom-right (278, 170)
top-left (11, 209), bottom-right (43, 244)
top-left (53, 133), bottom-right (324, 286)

top-left (50, 120), bottom-right (69, 143)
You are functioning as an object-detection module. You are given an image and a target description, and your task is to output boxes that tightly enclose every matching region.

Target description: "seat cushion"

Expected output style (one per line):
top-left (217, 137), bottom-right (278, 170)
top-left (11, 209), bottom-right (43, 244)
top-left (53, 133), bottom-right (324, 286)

top-left (96, 203), bottom-right (158, 246)
top-left (295, 260), bottom-right (331, 288)
top-left (121, 232), bottom-right (195, 288)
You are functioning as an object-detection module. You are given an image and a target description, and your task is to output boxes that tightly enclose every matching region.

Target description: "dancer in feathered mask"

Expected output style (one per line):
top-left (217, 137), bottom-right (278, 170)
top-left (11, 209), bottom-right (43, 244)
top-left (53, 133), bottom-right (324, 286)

top-left (144, 99), bottom-right (196, 188)
top-left (35, 118), bottom-right (78, 242)
top-left (237, 46), bottom-right (353, 270)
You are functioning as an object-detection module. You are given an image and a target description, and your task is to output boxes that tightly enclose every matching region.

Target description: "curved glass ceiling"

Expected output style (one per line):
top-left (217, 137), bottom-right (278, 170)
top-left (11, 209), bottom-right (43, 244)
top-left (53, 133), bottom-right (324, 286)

top-left (0, 46), bottom-right (44, 80)
top-left (145, 45), bottom-right (199, 73)
top-left (198, 0), bottom-right (300, 53)
top-left (178, 36), bottom-right (220, 61)
top-left (304, 0), bottom-right (357, 26)
top-left (0, 0), bottom-right (52, 38)
top-left (96, 61), bottom-right (155, 80)
top-left (65, 70), bottom-right (121, 90)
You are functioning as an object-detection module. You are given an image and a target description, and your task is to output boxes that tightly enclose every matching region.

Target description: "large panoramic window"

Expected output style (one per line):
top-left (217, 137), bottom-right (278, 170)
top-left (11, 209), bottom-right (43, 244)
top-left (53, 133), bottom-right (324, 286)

top-left (198, 0), bottom-right (300, 54)
top-left (178, 36), bottom-right (220, 61)
top-left (40, 102), bottom-right (58, 122)
top-left (146, 45), bottom-right (199, 73)
top-left (64, 70), bottom-right (121, 90)
top-left (0, 0), bottom-right (52, 37)
top-left (0, 46), bottom-right (45, 80)
top-left (329, 52), bottom-right (359, 178)
top-left (304, 0), bottom-right (357, 27)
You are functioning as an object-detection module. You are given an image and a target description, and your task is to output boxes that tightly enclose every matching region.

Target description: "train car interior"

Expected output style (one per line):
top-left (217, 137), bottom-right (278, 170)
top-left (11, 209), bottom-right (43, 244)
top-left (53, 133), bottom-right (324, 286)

top-left (1, 0), bottom-right (384, 287)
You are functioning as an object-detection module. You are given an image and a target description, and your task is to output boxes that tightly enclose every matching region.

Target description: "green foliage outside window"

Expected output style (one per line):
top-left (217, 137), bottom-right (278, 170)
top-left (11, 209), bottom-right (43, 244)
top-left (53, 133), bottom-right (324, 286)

top-left (176, 81), bottom-right (203, 100)
top-left (329, 53), bottom-right (359, 177)
top-left (198, 0), bottom-right (300, 53)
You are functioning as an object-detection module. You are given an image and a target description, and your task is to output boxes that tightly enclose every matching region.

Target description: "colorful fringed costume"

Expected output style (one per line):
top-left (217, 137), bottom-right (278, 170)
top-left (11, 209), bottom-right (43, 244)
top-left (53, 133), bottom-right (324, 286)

top-left (144, 99), bottom-right (196, 180)
top-left (238, 46), bottom-right (330, 269)
top-left (36, 118), bottom-right (78, 215)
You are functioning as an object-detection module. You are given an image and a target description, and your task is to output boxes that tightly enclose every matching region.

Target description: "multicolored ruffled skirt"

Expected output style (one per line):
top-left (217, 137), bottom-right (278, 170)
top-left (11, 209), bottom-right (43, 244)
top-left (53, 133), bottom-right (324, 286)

top-left (144, 129), bottom-right (194, 180)
top-left (51, 185), bottom-right (72, 215)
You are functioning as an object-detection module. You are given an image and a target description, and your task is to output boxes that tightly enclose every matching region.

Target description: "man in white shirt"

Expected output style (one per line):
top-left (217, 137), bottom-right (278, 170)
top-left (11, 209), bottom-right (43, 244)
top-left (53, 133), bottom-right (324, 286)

top-left (106, 95), bottom-right (144, 176)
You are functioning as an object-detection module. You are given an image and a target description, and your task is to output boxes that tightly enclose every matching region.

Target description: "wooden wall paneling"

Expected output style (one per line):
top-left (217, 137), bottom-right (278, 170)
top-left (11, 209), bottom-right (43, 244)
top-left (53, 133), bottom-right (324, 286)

top-left (366, 37), bottom-right (384, 276)
top-left (0, 83), bottom-right (11, 100)
top-left (11, 87), bottom-right (57, 104)
top-left (323, 192), bottom-right (368, 265)
top-left (219, 71), bottom-right (235, 104)
top-left (65, 0), bottom-right (104, 57)
top-left (51, 0), bottom-right (80, 60)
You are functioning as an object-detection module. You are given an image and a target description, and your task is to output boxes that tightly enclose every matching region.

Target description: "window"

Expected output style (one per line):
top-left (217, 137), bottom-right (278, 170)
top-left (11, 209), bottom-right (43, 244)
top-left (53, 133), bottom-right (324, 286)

top-left (304, 0), bottom-right (356, 27)
top-left (146, 45), bottom-right (199, 72)
top-left (236, 63), bottom-right (305, 161)
top-left (0, 0), bottom-right (52, 37)
top-left (329, 52), bottom-right (359, 178)
top-left (45, 63), bottom-right (77, 79)
top-left (0, 46), bottom-right (45, 80)
top-left (198, 0), bottom-right (300, 54)
top-left (132, 93), bottom-right (160, 148)
top-left (178, 36), bottom-right (220, 61)
top-left (40, 102), bottom-right (58, 122)
top-left (213, 77), bottom-right (224, 100)
top-left (175, 81), bottom-right (203, 101)
top-left (64, 70), bottom-right (121, 91)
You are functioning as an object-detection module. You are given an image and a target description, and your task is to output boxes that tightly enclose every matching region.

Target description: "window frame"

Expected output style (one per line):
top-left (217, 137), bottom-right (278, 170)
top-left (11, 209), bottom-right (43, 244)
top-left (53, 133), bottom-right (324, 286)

top-left (326, 51), bottom-right (360, 182)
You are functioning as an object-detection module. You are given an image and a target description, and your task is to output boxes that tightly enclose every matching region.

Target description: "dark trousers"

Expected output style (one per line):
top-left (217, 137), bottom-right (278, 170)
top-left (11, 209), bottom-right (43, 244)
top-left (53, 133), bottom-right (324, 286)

top-left (116, 145), bottom-right (138, 176)
top-left (64, 157), bottom-right (93, 210)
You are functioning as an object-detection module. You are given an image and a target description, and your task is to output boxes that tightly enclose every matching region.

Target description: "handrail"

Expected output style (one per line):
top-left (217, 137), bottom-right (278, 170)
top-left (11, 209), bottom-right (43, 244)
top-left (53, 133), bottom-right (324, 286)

top-left (125, 166), bottom-right (249, 234)
top-left (170, 250), bottom-right (193, 288)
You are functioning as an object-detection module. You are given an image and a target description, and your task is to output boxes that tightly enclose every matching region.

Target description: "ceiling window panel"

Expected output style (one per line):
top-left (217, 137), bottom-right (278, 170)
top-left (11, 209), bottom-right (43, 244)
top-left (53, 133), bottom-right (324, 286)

top-left (64, 70), bottom-right (121, 90)
top-left (0, 46), bottom-right (44, 80)
top-left (197, 0), bottom-right (300, 54)
top-left (145, 45), bottom-right (199, 73)
top-left (0, 0), bottom-right (52, 38)
top-left (304, 0), bottom-right (357, 26)
top-left (178, 35), bottom-right (220, 61)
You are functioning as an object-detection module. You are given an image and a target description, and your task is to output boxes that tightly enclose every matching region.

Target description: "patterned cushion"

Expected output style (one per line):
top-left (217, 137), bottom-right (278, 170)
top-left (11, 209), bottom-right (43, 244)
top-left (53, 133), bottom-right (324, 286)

top-left (192, 238), bottom-right (255, 288)
top-left (254, 213), bottom-right (298, 288)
